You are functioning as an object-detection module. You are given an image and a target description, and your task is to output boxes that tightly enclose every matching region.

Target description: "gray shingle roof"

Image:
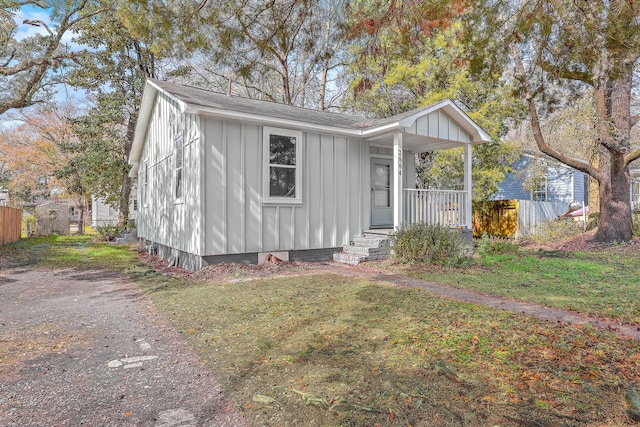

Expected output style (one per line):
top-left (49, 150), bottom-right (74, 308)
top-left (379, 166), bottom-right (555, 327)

top-left (149, 79), bottom-right (376, 130)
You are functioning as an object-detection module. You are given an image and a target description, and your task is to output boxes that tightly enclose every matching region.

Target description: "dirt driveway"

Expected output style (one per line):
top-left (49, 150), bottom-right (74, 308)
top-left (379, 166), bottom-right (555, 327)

top-left (0, 267), bottom-right (247, 427)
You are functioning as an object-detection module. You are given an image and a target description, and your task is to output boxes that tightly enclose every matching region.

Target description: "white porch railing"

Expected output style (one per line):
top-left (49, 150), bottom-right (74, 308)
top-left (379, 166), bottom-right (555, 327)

top-left (403, 189), bottom-right (468, 227)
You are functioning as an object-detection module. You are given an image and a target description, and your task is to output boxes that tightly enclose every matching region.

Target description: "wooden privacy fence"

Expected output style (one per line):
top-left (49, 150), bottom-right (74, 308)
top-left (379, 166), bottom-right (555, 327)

top-left (0, 206), bottom-right (22, 245)
top-left (473, 200), bottom-right (569, 238)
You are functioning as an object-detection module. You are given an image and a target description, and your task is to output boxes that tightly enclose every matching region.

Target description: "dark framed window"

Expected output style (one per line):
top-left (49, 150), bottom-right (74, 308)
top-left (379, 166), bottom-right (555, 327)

top-left (263, 127), bottom-right (302, 203)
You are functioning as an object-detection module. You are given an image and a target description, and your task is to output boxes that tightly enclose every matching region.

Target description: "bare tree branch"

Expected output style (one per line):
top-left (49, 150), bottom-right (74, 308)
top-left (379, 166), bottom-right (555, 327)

top-left (22, 19), bottom-right (53, 36)
top-left (539, 60), bottom-right (594, 85)
top-left (624, 148), bottom-right (640, 166)
top-left (511, 43), bottom-right (602, 182)
top-left (0, 0), bottom-right (99, 115)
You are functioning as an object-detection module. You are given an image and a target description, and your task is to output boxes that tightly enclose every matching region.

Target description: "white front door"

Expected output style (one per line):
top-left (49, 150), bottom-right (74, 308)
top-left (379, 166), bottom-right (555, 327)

top-left (370, 158), bottom-right (394, 227)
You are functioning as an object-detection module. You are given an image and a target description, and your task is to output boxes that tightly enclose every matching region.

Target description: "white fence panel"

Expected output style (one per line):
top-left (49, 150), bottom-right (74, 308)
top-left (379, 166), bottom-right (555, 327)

top-left (517, 200), bottom-right (569, 237)
top-left (403, 189), bottom-right (467, 227)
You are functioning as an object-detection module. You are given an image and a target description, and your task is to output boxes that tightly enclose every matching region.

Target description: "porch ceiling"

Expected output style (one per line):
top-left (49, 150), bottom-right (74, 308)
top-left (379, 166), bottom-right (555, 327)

top-left (366, 132), bottom-right (467, 153)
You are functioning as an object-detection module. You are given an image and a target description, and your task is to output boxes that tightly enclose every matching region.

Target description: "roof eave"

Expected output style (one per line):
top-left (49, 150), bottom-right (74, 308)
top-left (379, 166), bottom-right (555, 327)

top-left (128, 80), bottom-right (189, 178)
top-left (184, 105), bottom-right (366, 137)
top-left (361, 121), bottom-right (403, 139)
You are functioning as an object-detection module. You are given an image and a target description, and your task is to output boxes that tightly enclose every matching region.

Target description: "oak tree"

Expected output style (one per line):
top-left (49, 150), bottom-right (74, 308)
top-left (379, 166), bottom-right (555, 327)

top-left (65, 0), bottom-right (160, 226)
top-left (466, 0), bottom-right (640, 242)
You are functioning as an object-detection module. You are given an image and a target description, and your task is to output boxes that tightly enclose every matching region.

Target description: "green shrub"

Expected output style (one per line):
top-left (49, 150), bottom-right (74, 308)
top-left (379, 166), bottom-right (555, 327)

top-left (476, 233), bottom-right (519, 256)
top-left (521, 218), bottom-right (583, 244)
top-left (390, 222), bottom-right (466, 265)
top-left (94, 223), bottom-right (124, 241)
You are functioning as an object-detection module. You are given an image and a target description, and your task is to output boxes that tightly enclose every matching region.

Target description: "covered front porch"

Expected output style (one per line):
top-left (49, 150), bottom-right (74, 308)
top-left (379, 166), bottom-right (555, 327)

top-left (363, 100), bottom-right (491, 231)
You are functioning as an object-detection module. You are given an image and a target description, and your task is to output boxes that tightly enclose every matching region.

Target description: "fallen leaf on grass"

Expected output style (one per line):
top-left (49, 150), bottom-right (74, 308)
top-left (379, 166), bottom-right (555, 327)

top-left (329, 398), bottom-right (374, 413)
top-left (291, 388), bottom-right (328, 407)
top-left (252, 394), bottom-right (277, 405)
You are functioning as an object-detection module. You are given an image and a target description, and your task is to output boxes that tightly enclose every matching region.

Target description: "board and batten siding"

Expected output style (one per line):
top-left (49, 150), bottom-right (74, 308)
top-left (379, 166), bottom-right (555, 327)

top-left (202, 118), bottom-right (369, 256)
top-left (404, 110), bottom-right (471, 143)
top-left (137, 92), bottom-right (202, 255)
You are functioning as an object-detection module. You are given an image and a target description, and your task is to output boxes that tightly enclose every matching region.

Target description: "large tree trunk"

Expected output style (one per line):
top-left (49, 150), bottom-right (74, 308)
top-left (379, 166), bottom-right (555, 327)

top-left (119, 174), bottom-right (131, 227)
top-left (591, 63), bottom-right (635, 242)
top-left (77, 198), bottom-right (85, 235)
top-left (594, 152), bottom-right (633, 241)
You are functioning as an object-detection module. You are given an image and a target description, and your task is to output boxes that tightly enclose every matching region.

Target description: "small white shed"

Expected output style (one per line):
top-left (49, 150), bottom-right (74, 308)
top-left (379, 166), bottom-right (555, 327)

top-left (129, 79), bottom-right (490, 270)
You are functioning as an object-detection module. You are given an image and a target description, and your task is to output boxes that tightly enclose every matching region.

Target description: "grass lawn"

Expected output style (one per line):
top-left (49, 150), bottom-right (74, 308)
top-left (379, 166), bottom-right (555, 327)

top-left (138, 272), bottom-right (640, 426)
top-left (2, 235), bottom-right (640, 426)
top-left (0, 234), bottom-right (141, 270)
top-left (389, 248), bottom-right (640, 325)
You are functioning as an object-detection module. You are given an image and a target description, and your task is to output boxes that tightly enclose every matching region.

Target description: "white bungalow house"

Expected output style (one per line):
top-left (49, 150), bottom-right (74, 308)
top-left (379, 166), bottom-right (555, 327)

top-left (129, 79), bottom-right (491, 270)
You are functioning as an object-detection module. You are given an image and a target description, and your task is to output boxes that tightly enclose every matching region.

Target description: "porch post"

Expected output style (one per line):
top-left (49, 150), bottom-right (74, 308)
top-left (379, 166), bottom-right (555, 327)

top-left (393, 132), bottom-right (403, 229)
top-left (463, 142), bottom-right (472, 228)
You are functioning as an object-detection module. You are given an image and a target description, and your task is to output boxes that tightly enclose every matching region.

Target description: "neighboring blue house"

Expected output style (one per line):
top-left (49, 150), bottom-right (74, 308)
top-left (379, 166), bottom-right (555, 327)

top-left (491, 154), bottom-right (588, 205)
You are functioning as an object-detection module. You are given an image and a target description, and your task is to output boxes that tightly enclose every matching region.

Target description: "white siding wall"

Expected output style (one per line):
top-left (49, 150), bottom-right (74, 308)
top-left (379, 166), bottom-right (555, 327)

top-left (202, 118), bottom-right (368, 255)
top-left (138, 102), bottom-right (419, 258)
top-left (137, 93), bottom-right (202, 254)
top-left (91, 198), bottom-right (119, 227)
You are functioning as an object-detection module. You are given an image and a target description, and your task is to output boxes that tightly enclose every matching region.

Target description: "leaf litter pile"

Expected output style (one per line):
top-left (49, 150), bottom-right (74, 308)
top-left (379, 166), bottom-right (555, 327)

top-left (138, 252), bottom-right (316, 281)
top-left (137, 271), bottom-right (640, 426)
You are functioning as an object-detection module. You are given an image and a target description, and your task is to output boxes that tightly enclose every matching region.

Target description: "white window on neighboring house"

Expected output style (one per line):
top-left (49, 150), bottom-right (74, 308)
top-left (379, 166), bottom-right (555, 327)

top-left (263, 126), bottom-right (302, 203)
top-left (532, 177), bottom-right (548, 201)
top-left (632, 180), bottom-right (640, 211)
top-left (174, 133), bottom-right (184, 201)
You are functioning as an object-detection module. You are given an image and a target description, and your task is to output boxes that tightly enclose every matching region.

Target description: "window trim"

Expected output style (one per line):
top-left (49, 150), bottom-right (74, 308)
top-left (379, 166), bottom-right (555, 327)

top-left (143, 160), bottom-right (149, 207)
top-left (174, 132), bottom-right (184, 204)
top-left (263, 126), bottom-right (302, 204)
top-left (632, 180), bottom-right (640, 211)
top-left (531, 176), bottom-right (548, 202)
